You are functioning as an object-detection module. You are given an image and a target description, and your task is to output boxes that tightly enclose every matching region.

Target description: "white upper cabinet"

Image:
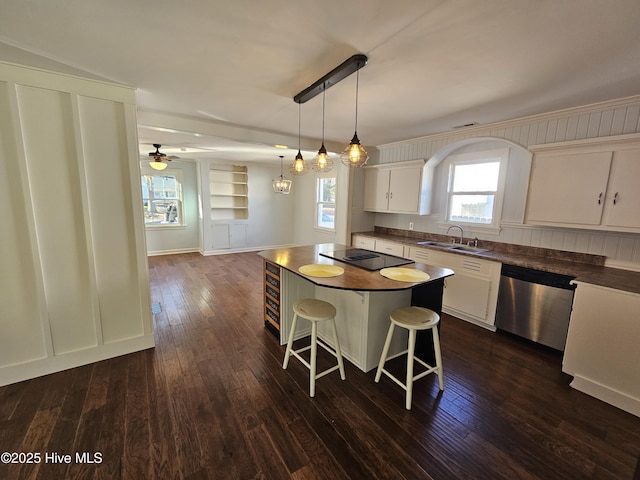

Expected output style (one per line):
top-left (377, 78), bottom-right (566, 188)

top-left (525, 134), bottom-right (640, 233)
top-left (363, 159), bottom-right (432, 214)
top-left (603, 149), bottom-right (640, 229)
top-left (526, 151), bottom-right (612, 226)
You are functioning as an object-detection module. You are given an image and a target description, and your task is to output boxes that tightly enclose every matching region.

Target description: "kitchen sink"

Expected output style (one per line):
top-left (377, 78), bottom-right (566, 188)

top-left (416, 240), bottom-right (488, 254)
top-left (447, 244), bottom-right (488, 253)
top-left (416, 241), bottom-right (455, 248)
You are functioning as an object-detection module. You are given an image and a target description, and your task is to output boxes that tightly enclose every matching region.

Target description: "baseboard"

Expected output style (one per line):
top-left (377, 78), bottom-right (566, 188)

top-left (200, 243), bottom-right (297, 256)
top-left (0, 334), bottom-right (155, 387)
top-left (147, 247), bottom-right (200, 257)
top-left (570, 375), bottom-right (640, 418)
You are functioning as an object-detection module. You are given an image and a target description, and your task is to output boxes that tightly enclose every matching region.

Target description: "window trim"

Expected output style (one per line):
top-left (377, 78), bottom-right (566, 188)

top-left (141, 168), bottom-right (186, 228)
top-left (441, 148), bottom-right (509, 233)
top-left (314, 172), bottom-right (337, 232)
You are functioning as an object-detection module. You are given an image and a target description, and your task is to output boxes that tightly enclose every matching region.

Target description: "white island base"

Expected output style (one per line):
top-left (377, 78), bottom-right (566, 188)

top-left (279, 269), bottom-right (411, 373)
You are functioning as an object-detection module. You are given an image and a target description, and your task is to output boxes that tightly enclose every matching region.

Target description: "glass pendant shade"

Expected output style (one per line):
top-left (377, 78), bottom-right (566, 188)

top-left (150, 160), bottom-right (168, 171)
top-left (340, 132), bottom-right (369, 167)
top-left (273, 156), bottom-right (292, 194)
top-left (272, 176), bottom-right (292, 194)
top-left (312, 144), bottom-right (333, 172)
top-left (289, 150), bottom-right (309, 175)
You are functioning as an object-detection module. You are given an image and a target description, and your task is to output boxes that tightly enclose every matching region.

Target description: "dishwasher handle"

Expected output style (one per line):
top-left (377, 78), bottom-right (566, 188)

top-left (500, 264), bottom-right (576, 290)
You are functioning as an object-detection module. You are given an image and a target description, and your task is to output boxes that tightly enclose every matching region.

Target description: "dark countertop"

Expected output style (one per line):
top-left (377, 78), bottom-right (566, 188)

top-left (354, 230), bottom-right (640, 295)
top-left (259, 243), bottom-right (453, 291)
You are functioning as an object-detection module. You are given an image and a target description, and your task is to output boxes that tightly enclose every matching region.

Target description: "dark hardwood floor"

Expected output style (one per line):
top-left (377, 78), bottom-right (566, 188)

top-left (1, 251), bottom-right (639, 479)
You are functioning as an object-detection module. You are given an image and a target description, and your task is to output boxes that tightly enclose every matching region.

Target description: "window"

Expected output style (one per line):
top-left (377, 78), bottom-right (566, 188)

top-left (315, 175), bottom-right (336, 231)
top-left (445, 149), bottom-right (508, 228)
top-left (141, 170), bottom-right (185, 226)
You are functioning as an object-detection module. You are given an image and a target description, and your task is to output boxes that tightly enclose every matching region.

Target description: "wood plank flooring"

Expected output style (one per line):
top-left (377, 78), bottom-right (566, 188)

top-left (1, 251), bottom-right (639, 479)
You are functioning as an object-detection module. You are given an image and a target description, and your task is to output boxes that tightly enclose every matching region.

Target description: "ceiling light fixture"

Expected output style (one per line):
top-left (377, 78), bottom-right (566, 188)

top-left (150, 160), bottom-right (168, 171)
top-left (340, 60), bottom-right (369, 167)
top-left (293, 54), bottom-right (368, 104)
top-left (289, 102), bottom-right (309, 175)
top-left (148, 144), bottom-right (175, 171)
top-left (311, 88), bottom-right (333, 172)
top-left (272, 155), bottom-right (292, 194)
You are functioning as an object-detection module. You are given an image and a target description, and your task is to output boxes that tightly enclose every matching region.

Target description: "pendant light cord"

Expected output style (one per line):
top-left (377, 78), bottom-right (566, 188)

top-left (298, 102), bottom-right (302, 150)
top-left (321, 86), bottom-right (326, 144)
top-left (354, 66), bottom-right (360, 133)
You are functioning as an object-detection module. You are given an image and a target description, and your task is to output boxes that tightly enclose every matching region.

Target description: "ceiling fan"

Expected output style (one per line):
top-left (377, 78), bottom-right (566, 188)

top-left (148, 144), bottom-right (179, 170)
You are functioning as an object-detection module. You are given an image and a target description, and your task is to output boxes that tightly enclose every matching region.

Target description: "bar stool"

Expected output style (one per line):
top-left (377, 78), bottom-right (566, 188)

top-left (375, 306), bottom-right (443, 410)
top-left (283, 298), bottom-right (346, 397)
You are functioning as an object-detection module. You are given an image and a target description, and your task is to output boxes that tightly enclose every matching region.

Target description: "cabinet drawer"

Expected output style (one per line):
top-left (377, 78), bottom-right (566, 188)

top-left (374, 240), bottom-right (405, 257)
top-left (352, 235), bottom-right (376, 250)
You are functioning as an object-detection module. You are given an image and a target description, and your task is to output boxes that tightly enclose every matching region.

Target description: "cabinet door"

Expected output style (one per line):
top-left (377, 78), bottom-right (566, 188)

top-left (443, 273), bottom-right (491, 322)
top-left (526, 152), bottom-right (612, 225)
top-left (388, 167), bottom-right (421, 213)
top-left (363, 168), bottom-right (390, 211)
top-left (604, 149), bottom-right (640, 229)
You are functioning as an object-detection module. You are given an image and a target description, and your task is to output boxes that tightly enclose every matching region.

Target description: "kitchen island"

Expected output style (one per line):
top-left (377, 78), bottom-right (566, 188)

top-left (258, 244), bottom-right (453, 372)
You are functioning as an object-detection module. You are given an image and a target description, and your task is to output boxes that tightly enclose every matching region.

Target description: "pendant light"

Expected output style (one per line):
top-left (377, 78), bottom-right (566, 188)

top-left (272, 155), bottom-right (292, 194)
top-left (340, 62), bottom-right (369, 167)
top-left (311, 87), bottom-right (333, 172)
top-left (289, 102), bottom-right (309, 175)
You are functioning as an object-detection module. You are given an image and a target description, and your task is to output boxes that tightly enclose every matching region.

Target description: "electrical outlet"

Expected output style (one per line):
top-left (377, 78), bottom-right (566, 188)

top-left (409, 222), bottom-right (414, 230)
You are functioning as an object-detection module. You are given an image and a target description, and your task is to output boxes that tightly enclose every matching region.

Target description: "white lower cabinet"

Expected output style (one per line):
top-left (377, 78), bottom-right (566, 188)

top-left (408, 247), bottom-right (501, 329)
top-left (352, 234), bottom-right (376, 250)
top-left (351, 235), bottom-right (407, 257)
top-left (373, 239), bottom-right (406, 257)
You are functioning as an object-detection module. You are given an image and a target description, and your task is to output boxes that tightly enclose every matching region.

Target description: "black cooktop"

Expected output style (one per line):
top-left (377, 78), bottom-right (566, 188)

top-left (319, 248), bottom-right (414, 271)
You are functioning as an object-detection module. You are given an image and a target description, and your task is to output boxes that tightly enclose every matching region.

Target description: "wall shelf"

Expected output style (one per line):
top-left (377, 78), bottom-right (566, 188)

top-left (209, 165), bottom-right (248, 220)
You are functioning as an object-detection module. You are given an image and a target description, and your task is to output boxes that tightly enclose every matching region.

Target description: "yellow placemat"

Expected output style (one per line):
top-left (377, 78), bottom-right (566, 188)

top-left (380, 267), bottom-right (430, 282)
top-left (299, 264), bottom-right (345, 277)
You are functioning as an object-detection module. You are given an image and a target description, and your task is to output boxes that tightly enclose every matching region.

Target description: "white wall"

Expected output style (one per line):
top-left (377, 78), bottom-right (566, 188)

top-left (292, 161), bottom-right (353, 247)
top-left (368, 96), bottom-right (640, 269)
top-left (144, 160), bottom-right (200, 255)
top-left (0, 62), bottom-right (153, 386)
top-left (245, 162), bottom-right (296, 248)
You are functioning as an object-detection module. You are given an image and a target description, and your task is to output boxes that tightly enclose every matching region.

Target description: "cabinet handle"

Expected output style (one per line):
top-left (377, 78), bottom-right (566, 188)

top-left (613, 192), bottom-right (619, 205)
top-left (389, 192), bottom-right (393, 199)
top-left (598, 192), bottom-right (603, 205)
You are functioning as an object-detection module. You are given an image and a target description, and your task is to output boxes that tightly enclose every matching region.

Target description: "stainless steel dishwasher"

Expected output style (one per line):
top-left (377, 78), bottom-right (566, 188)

top-left (495, 264), bottom-right (576, 351)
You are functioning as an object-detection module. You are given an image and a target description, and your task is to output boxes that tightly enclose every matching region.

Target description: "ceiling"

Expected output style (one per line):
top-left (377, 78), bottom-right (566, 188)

top-left (2, 0), bottom-right (640, 163)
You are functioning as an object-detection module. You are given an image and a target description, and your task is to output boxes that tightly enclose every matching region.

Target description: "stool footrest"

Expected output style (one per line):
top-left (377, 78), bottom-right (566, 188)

top-left (289, 339), bottom-right (342, 376)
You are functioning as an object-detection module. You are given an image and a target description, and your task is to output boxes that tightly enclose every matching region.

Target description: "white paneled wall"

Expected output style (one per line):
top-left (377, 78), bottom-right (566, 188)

top-left (0, 62), bottom-right (153, 386)
top-left (372, 96), bottom-right (640, 269)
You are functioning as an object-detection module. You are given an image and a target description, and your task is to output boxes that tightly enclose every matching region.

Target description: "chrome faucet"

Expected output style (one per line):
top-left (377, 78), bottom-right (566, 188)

top-left (446, 224), bottom-right (464, 244)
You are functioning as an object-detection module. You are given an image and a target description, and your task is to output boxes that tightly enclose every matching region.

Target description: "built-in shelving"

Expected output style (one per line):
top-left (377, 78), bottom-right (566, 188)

top-left (209, 165), bottom-right (248, 220)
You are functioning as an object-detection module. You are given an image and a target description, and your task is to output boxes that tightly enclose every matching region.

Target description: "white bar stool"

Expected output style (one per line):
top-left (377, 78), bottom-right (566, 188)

top-left (375, 306), bottom-right (443, 410)
top-left (283, 298), bottom-right (346, 397)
